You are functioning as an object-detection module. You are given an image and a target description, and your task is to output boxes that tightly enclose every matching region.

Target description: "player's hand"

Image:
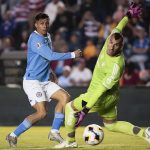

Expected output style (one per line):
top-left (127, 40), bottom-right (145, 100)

top-left (74, 106), bottom-right (90, 127)
top-left (74, 49), bottom-right (82, 58)
top-left (126, 2), bottom-right (142, 19)
top-left (74, 111), bottom-right (86, 127)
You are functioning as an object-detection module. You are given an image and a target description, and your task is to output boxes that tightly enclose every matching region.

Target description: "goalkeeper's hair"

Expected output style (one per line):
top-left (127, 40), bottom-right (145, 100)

top-left (111, 33), bottom-right (123, 43)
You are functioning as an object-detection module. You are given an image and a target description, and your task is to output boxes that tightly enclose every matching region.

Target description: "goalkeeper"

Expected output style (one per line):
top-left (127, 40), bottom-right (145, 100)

top-left (55, 3), bottom-right (150, 148)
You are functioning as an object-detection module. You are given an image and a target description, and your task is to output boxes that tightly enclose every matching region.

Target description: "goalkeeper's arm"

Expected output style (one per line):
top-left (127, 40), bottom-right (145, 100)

top-left (112, 2), bottom-right (142, 34)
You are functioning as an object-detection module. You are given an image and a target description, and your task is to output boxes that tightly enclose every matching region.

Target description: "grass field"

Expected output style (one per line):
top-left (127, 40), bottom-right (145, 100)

top-left (0, 126), bottom-right (149, 150)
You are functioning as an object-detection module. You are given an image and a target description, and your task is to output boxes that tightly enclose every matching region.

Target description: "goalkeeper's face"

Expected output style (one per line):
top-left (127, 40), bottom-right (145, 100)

top-left (107, 33), bottom-right (123, 56)
top-left (35, 18), bottom-right (49, 36)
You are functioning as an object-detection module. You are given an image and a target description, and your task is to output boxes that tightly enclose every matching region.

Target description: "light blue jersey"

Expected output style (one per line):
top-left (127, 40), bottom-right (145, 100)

top-left (24, 31), bottom-right (73, 81)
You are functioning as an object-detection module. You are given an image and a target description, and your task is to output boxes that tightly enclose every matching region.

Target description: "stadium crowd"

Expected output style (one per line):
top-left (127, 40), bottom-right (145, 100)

top-left (0, 0), bottom-right (150, 87)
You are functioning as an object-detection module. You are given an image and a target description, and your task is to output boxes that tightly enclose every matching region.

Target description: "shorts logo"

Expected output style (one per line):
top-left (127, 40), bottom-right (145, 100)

top-left (36, 92), bottom-right (42, 97)
top-left (29, 99), bottom-right (32, 102)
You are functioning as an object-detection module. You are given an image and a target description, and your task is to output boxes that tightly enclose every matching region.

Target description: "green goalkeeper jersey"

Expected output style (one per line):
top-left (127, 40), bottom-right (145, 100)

top-left (86, 16), bottom-right (129, 109)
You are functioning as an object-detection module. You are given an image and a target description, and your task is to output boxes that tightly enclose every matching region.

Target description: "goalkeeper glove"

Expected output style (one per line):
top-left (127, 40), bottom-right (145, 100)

top-left (126, 2), bottom-right (142, 19)
top-left (74, 106), bottom-right (90, 127)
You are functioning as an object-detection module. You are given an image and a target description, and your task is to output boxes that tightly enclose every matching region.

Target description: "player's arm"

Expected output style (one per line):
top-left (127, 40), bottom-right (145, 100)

top-left (114, 16), bottom-right (129, 33)
top-left (112, 2), bottom-right (142, 33)
top-left (31, 36), bottom-right (81, 61)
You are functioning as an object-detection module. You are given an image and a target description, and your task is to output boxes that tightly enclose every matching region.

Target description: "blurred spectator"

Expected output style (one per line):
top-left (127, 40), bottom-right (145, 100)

top-left (113, 5), bottom-right (126, 23)
top-left (0, 11), bottom-right (16, 38)
top-left (139, 69), bottom-right (150, 86)
top-left (99, 15), bottom-right (116, 40)
top-left (114, 0), bottom-right (128, 7)
top-left (10, 0), bottom-right (30, 41)
top-left (44, 0), bottom-right (65, 25)
top-left (0, 38), bottom-right (3, 54)
top-left (52, 31), bottom-right (65, 50)
top-left (50, 4), bottom-right (73, 36)
top-left (86, 56), bottom-right (98, 72)
top-left (58, 66), bottom-right (72, 87)
top-left (16, 30), bottom-right (29, 50)
top-left (28, 0), bottom-right (46, 31)
top-left (28, 0), bottom-right (45, 12)
top-left (70, 58), bottom-right (92, 86)
top-left (83, 39), bottom-right (98, 72)
top-left (143, 0), bottom-right (150, 37)
top-left (129, 25), bottom-right (150, 70)
top-left (79, 0), bottom-right (96, 17)
top-left (0, 0), bottom-right (150, 87)
top-left (1, 37), bottom-right (15, 53)
top-left (78, 10), bottom-right (100, 44)
top-left (68, 31), bottom-right (81, 52)
top-left (83, 39), bottom-right (97, 60)
top-left (120, 62), bottom-right (141, 87)
top-left (65, 0), bottom-right (81, 14)
top-left (6, 0), bottom-right (20, 10)
top-left (51, 41), bottom-right (73, 76)
top-left (1, 0), bottom-right (9, 16)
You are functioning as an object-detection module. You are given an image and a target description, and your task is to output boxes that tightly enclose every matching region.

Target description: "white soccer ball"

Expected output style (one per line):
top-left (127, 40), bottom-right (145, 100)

top-left (83, 124), bottom-right (104, 145)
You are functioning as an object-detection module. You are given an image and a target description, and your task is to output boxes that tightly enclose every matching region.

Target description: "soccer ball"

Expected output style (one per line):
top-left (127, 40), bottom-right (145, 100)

top-left (83, 124), bottom-right (104, 145)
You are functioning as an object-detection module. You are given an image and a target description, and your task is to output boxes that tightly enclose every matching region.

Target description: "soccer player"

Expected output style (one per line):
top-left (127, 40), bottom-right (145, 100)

top-left (6, 13), bottom-right (82, 147)
top-left (55, 3), bottom-right (150, 148)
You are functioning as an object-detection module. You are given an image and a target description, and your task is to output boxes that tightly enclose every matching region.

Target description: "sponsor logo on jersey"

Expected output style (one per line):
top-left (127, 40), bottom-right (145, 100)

top-left (37, 43), bottom-right (41, 48)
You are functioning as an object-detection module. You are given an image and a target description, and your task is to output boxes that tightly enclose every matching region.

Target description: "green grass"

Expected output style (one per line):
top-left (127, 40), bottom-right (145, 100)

top-left (0, 126), bottom-right (149, 150)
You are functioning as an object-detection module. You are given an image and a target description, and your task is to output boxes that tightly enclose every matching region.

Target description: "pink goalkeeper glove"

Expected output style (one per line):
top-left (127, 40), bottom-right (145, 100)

top-left (75, 111), bottom-right (86, 127)
top-left (74, 107), bottom-right (89, 127)
top-left (126, 2), bottom-right (142, 18)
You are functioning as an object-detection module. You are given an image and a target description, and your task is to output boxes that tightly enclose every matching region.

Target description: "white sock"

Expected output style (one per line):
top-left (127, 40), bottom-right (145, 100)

top-left (51, 129), bottom-right (59, 133)
top-left (10, 132), bottom-right (17, 137)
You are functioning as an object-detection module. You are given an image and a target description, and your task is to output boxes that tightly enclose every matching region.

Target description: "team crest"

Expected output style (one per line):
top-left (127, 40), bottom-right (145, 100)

top-left (36, 92), bottom-right (42, 97)
top-left (37, 43), bottom-right (41, 48)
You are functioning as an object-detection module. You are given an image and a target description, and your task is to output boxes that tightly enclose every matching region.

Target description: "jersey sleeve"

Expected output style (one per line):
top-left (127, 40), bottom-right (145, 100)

top-left (30, 35), bottom-right (72, 61)
top-left (112, 16), bottom-right (129, 33)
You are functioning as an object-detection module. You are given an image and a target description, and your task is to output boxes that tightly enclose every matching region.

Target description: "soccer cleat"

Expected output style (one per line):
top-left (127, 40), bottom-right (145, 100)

top-left (54, 141), bottom-right (78, 148)
top-left (48, 131), bottom-right (64, 143)
top-left (144, 127), bottom-right (150, 143)
top-left (6, 134), bottom-right (17, 147)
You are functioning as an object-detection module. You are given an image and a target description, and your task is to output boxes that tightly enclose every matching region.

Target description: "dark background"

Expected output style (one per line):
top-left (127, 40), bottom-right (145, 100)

top-left (0, 87), bottom-right (150, 126)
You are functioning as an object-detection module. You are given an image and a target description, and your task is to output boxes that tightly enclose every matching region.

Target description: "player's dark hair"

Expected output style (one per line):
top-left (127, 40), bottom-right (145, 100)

top-left (112, 33), bottom-right (123, 43)
top-left (34, 12), bottom-right (49, 22)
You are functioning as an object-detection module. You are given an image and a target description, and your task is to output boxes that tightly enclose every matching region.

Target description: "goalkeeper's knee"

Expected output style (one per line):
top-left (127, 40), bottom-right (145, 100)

top-left (104, 122), bottom-right (117, 131)
top-left (65, 102), bottom-right (77, 128)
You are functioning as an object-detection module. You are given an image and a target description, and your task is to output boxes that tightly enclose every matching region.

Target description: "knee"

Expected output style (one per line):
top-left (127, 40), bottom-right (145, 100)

top-left (37, 111), bottom-right (47, 120)
top-left (61, 92), bottom-right (70, 104)
top-left (104, 122), bottom-right (116, 131)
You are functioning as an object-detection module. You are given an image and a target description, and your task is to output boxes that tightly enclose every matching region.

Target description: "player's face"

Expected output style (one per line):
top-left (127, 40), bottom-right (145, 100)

top-left (35, 18), bottom-right (49, 36)
top-left (107, 36), bottom-right (123, 56)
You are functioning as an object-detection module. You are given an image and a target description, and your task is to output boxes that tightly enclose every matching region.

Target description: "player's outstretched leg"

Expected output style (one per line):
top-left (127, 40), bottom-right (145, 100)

top-left (104, 120), bottom-right (150, 143)
top-left (6, 102), bottom-right (47, 147)
top-left (54, 102), bottom-right (78, 148)
top-left (144, 127), bottom-right (150, 143)
top-left (48, 112), bottom-right (64, 143)
top-left (6, 119), bottom-right (32, 147)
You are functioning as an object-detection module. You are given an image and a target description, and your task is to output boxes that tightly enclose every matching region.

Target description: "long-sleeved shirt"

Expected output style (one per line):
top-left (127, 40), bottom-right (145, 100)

top-left (86, 16), bottom-right (129, 109)
top-left (24, 31), bottom-right (74, 81)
